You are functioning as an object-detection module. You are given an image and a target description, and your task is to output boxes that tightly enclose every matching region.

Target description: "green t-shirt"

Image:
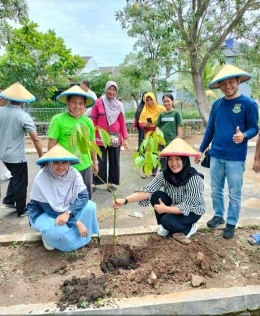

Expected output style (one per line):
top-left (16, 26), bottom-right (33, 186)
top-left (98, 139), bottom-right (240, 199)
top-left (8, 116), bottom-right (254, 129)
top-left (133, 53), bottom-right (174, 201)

top-left (48, 112), bottom-right (95, 171)
top-left (156, 110), bottom-right (183, 145)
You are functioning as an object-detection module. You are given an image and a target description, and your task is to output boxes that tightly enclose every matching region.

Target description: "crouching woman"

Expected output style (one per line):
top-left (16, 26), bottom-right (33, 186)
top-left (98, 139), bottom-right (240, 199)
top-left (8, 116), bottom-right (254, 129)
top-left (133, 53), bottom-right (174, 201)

top-left (113, 138), bottom-right (205, 238)
top-left (28, 145), bottom-right (100, 251)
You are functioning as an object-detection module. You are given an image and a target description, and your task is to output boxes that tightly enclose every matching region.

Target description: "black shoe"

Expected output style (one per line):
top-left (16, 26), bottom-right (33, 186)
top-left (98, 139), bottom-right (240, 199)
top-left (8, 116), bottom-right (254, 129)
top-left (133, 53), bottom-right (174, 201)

top-left (222, 224), bottom-right (235, 239)
top-left (107, 185), bottom-right (117, 193)
top-left (92, 186), bottom-right (96, 193)
top-left (207, 216), bottom-right (225, 228)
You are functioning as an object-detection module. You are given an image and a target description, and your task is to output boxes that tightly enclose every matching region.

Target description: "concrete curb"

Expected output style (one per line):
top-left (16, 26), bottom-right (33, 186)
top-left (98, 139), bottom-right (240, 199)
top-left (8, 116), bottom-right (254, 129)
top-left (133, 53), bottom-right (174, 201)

top-left (0, 219), bottom-right (258, 246)
top-left (0, 286), bottom-right (260, 315)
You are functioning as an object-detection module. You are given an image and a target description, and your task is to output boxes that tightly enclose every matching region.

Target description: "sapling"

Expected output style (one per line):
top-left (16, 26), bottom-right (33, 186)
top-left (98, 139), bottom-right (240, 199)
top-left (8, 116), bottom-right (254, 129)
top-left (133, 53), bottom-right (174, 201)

top-left (69, 124), bottom-right (165, 245)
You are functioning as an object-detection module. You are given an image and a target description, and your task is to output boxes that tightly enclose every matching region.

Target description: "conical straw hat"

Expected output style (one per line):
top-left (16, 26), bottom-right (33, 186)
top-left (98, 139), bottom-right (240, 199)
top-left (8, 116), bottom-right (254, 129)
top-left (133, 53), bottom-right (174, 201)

top-left (0, 82), bottom-right (35, 103)
top-left (160, 138), bottom-right (199, 157)
top-left (57, 85), bottom-right (95, 108)
top-left (36, 145), bottom-right (79, 167)
top-left (208, 64), bottom-right (251, 89)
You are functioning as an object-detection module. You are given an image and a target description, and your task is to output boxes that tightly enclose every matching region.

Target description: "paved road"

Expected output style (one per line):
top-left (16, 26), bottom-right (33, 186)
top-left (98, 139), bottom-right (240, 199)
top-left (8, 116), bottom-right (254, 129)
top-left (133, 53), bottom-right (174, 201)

top-left (0, 146), bottom-right (260, 236)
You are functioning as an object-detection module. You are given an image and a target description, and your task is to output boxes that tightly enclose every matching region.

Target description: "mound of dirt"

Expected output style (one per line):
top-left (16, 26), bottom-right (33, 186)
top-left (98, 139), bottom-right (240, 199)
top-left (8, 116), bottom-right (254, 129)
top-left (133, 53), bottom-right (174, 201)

top-left (1, 227), bottom-right (260, 311)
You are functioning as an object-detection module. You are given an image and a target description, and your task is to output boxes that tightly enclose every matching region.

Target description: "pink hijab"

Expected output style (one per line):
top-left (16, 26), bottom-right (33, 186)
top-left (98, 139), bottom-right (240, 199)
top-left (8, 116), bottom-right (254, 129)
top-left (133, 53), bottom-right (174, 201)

top-left (102, 81), bottom-right (124, 126)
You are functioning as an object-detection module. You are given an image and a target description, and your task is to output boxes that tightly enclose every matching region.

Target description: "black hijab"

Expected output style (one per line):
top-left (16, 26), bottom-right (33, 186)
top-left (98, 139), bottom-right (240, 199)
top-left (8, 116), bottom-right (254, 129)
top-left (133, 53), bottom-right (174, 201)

top-left (135, 91), bottom-right (148, 127)
top-left (163, 156), bottom-right (203, 187)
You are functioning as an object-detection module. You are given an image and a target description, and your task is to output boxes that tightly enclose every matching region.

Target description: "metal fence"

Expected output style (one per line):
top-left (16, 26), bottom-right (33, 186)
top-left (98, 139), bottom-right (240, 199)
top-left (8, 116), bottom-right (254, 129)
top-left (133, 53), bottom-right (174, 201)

top-left (25, 108), bottom-right (66, 123)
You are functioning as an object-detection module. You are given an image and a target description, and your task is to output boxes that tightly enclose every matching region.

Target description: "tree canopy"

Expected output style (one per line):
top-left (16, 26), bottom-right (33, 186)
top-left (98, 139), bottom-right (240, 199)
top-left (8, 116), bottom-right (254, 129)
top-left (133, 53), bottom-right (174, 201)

top-left (117, 0), bottom-right (260, 124)
top-left (0, 0), bottom-right (28, 46)
top-left (0, 19), bottom-right (85, 99)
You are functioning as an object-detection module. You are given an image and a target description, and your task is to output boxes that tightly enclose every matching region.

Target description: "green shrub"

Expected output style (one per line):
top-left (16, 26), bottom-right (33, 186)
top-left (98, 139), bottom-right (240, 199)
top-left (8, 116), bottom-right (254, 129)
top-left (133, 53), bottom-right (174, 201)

top-left (181, 110), bottom-right (201, 119)
top-left (27, 99), bottom-right (62, 108)
top-left (125, 110), bottom-right (136, 119)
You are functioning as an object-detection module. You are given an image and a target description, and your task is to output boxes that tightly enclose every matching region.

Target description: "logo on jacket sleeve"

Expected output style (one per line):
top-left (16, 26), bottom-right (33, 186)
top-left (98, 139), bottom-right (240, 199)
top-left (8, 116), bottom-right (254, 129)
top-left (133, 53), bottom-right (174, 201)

top-left (232, 104), bottom-right (241, 113)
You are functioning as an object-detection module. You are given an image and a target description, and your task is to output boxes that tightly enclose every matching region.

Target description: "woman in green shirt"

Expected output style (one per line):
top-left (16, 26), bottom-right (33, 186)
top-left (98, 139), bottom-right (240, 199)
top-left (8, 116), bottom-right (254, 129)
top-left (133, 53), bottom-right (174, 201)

top-left (156, 93), bottom-right (183, 171)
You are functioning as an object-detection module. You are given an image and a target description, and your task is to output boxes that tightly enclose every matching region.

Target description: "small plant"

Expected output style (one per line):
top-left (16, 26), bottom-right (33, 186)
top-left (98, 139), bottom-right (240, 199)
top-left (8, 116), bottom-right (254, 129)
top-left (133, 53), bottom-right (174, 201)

top-left (203, 227), bottom-right (211, 234)
top-left (80, 300), bottom-right (88, 308)
top-left (69, 124), bottom-right (166, 245)
top-left (10, 241), bottom-right (19, 249)
top-left (61, 250), bottom-right (83, 259)
top-left (96, 298), bottom-right (104, 306)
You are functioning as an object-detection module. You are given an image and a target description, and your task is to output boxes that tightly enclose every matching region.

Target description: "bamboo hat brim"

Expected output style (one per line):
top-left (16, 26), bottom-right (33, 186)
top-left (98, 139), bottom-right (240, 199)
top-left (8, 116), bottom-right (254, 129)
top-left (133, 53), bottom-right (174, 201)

top-left (36, 145), bottom-right (79, 167)
top-left (56, 85), bottom-right (95, 108)
top-left (0, 83), bottom-right (35, 103)
top-left (208, 64), bottom-right (251, 89)
top-left (160, 138), bottom-right (200, 157)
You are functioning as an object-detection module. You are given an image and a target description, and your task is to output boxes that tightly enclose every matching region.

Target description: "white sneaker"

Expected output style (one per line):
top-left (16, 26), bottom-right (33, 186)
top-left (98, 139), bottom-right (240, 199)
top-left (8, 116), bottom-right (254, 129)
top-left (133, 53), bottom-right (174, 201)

top-left (42, 237), bottom-right (55, 250)
top-left (157, 225), bottom-right (169, 237)
top-left (186, 223), bottom-right (198, 239)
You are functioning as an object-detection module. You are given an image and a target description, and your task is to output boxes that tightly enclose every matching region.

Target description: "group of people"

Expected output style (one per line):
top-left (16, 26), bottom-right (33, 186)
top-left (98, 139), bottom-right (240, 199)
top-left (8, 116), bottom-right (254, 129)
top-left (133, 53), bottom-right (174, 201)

top-left (0, 63), bottom-right (259, 252)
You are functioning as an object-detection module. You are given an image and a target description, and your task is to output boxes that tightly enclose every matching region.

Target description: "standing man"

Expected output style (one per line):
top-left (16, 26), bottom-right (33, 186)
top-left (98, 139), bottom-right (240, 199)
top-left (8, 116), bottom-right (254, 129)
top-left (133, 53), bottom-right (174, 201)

top-left (48, 85), bottom-right (98, 199)
top-left (195, 64), bottom-right (259, 239)
top-left (79, 80), bottom-right (97, 117)
top-left (0, 83), bottom-right (43, 217)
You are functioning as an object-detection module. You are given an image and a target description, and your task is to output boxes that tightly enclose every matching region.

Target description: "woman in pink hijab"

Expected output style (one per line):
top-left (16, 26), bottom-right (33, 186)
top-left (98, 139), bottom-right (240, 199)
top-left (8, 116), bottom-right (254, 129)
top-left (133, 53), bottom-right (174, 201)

top-left (90, 81), bottom-right (128, 193)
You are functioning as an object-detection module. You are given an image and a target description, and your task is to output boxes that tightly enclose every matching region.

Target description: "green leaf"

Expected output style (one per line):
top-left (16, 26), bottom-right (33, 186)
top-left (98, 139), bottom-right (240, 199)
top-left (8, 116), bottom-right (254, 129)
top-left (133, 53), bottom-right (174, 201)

top-left (91, 142), bottom-right (102, 159)
top-left (149, 137), bottom-right (158, 152)
top-left (132, 151), bottom-right (139, 163)
top-left (135, 155), bottom-right (145, 167)
top-left (98, 128), bottom-right (110, 148)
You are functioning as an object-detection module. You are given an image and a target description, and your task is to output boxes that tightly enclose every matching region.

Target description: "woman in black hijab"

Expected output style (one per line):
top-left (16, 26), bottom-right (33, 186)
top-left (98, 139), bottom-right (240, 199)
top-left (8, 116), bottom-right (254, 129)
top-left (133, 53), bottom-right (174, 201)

top-left (133, 92), bottom-right (147, 151)
top-left (112, 138), bottom-right (205, 239)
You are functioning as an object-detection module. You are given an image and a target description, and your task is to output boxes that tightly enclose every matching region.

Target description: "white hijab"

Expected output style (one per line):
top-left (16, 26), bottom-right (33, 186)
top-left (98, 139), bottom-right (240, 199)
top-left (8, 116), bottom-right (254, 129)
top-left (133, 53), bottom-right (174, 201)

top-left (30, 163), bottom-right (86, 213)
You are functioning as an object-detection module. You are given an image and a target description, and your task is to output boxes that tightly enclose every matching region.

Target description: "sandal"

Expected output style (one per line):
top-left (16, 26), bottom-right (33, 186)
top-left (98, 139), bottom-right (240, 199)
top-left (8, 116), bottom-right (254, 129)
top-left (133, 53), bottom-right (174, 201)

top-left (140, 173), bottom-right (147, 179)
top-left (248, 233), bottom-right (260, 246)
top-left (151, 173), bottom-right (157, 177)
top-left (172, 233), bottom-right (191, 245)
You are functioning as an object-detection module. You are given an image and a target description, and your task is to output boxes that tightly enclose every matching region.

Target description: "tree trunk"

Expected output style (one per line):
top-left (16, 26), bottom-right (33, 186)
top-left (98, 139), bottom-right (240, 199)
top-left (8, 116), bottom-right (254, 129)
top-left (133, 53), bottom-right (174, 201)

top-left (190, 55), bottom-right (211, 126)
top-left (151, 76), bottom-right (156, 98)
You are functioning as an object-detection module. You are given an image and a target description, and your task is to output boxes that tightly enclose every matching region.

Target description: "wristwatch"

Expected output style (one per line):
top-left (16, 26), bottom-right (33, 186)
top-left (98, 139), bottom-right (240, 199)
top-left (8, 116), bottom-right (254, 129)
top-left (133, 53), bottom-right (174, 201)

top-left (93, 161), bottom-right (99, 165)
top-left (65, 210), bottom-right (72, 216)
top-left (243, 133), bottom-right (247, 142)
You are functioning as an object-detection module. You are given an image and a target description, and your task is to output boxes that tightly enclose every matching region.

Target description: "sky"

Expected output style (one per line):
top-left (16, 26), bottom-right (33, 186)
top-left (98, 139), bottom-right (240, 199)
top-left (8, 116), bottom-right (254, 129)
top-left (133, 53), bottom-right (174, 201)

top-left (24, 0), bottom-right (136, 67)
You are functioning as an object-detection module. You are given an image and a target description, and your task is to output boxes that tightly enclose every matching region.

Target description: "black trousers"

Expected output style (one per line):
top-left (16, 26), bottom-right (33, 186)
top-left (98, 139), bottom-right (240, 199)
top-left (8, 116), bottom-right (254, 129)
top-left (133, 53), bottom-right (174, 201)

top-left (93, 146), bottom-right (121, 185)
top-left (3, 162), bottom-right (28, 216)
top-left (137, 128), bottom-right (144, 152)
top-left (150, 190), bottom-right (201, 235)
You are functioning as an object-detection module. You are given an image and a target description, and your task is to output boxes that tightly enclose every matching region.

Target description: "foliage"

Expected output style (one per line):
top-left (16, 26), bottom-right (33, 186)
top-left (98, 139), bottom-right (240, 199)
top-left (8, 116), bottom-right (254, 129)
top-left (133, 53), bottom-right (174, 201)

top-left (69, 123), bottom-right (166, 244)
top-left (26, 100), bottom-right (60, 109)
top-left (233, 41), bottom-right (260, 100)
top-left (72, 70), bottom-right (112, 98)
top-left (117, 0), bottom-right (260, 125)
top-left (0, 0), bottom-right (28, 47)
top-left (133, 129), bottom-right (166, 176)
top-left (68, 124), bottom-right (108, 165)
top-left (181, 110), bottom-right (201, 120)
top-left (114, 69), bottom-right (152, 104)
top-left (0, 19), bottom-right (85, 99)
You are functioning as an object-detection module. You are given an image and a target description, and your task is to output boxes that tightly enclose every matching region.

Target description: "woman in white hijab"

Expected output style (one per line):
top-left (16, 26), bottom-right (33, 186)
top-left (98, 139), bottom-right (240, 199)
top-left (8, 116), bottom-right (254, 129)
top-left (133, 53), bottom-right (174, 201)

top-left (28, 145), bottom-right (100, 251)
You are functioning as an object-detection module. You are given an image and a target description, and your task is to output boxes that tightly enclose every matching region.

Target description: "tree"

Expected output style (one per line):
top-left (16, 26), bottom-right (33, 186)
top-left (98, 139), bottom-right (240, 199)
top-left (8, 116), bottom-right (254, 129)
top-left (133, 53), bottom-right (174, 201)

top-left (115, 5), bottom-right (177, 95)
top-left (117, 0), bottom-right (260, 125)
top-left (114, 72), bottom-right (151, 105)
top-left (233, 41), bottom-right (260, 101)
top-left (0, 19), bottom-right (85, 99)
top-left (0, 0), bottom-right (28, 46)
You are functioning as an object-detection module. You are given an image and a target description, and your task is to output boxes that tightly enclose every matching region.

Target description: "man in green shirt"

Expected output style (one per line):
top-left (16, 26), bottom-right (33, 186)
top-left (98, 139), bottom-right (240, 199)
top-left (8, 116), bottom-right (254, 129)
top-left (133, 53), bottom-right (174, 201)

top-left (48, 85), bottom-right (98, 199)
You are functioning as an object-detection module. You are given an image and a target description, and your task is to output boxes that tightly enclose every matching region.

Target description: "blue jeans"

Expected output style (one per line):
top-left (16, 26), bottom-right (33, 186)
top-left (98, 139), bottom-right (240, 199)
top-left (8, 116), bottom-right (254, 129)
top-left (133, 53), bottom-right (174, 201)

top-left (210, 157), bottom-right (245, 225)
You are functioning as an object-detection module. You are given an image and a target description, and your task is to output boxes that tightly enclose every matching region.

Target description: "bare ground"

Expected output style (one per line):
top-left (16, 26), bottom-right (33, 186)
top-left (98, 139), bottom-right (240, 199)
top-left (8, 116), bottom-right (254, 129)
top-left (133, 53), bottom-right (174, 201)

top-left (1, 227), bottom-right (260, 311)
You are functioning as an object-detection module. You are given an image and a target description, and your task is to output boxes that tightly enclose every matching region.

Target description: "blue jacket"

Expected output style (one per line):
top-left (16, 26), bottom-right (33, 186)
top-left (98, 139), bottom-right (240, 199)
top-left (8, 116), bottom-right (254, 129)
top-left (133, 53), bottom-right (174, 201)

top-left (200, 95), bottom-right (259, 161)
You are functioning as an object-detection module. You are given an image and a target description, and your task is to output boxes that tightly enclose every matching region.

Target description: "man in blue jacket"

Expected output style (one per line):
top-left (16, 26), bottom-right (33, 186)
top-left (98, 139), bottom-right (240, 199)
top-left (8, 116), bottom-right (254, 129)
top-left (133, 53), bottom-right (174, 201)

top-left (195, 64), bottom-right (259, 239)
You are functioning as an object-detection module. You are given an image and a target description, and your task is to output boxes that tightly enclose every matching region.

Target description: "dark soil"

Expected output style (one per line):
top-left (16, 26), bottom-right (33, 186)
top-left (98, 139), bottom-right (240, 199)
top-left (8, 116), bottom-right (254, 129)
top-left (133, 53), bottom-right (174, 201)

top-left (1, 227), bottom-right (260, 312)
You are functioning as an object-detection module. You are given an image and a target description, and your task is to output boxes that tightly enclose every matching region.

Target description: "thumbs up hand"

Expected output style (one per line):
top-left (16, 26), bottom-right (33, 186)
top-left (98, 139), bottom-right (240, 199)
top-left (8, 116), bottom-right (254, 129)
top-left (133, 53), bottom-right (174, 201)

top-left (154, 198), bottom-right (166, 214)
top-left (233, 126), bottom-right (245, 144)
